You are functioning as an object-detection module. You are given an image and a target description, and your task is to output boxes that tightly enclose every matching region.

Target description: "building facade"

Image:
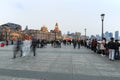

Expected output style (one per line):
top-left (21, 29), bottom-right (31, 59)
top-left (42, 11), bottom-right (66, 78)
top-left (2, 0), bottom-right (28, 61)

top-left (22, 23), bottom-right (62, 41)
top-left (0, 23), bottom-right (62, 41)
top-left (0, 23), bottom-right (22, 41)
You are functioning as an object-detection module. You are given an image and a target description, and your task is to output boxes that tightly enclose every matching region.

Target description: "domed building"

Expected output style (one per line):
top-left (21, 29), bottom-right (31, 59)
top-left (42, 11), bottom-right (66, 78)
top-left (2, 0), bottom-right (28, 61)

top-left (0, 23), bottom-right (22, 41)
top-left (41, 25), bottom-right (48, 32)
top-left (0, 22), bottom-right (62, 41)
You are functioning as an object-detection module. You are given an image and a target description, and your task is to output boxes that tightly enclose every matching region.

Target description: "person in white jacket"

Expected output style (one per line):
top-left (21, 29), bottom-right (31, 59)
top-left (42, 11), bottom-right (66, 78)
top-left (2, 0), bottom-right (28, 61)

top-left (100, 38), bottom-right (106, 56)
top-left (22, 39), bottom-right (31, 57)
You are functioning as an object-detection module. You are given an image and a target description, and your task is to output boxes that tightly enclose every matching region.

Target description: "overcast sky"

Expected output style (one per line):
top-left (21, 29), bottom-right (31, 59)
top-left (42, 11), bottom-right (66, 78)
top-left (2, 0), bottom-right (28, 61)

top-left (0, 0), bottom-right (120, 36)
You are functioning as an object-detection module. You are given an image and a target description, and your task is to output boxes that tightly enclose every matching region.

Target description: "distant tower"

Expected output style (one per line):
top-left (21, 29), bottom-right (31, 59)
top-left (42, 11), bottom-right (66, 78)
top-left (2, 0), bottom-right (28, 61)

top-left (54, 23), bottom-right (60, 32)
top-left (55, 23), bottom-right (58, 27)
top-left (67, 31), bottom-right (70, 35)
top-left (25, 25), bottom-right (28, 30)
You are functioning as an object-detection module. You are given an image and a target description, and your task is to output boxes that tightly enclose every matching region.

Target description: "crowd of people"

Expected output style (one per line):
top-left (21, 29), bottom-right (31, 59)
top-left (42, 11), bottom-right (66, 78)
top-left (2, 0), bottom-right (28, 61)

top-left (12, 38), bottom-right (84, 58)
top-left (85, 37), bottom-right (120, 61)
top-left (13, 38), bottom-right (38, 58)
top-left (1, 37), bottom-right (120, 61)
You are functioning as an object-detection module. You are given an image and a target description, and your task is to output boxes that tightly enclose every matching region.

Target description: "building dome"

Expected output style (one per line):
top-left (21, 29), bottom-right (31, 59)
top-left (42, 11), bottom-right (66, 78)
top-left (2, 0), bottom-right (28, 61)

top-left (40, 25), bottom-right (48, 32)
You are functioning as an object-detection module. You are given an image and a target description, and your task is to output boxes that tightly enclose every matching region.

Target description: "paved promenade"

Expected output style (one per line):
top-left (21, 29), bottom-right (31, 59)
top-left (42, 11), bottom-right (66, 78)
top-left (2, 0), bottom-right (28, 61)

top-left (0, 45), bottom-right (120, 80)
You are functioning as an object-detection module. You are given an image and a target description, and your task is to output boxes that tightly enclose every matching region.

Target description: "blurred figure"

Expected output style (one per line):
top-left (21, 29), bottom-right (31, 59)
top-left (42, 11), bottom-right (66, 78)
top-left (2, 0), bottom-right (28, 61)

top-left (22, 38), bottom-right (31, 57)
top-left (86, 39), bottom-right (89, 48)
top-left (108, 38), bottom-right (115, 61)
top-left (37, 39), bottom-right (40, 48)
top-left (93, 39), bottom-right (97, 52)
top-left (77, 40), bottom-right (81, 49)
top-left (11, 40), bottom-right (13, 45)
top-left (6, 40), bottom-right (8, 46)
top-left (114, 39), bottom-right (120, 60)
top-left (13, 39), bottom-right (22, 59)
top-left (51, 40), bottom-right (54, 47)
top-left (100, 38), bottom-right (106, 56)
top-left (73, 39), bottom-right (77, 49)
top-left (31, 38), bottom-right (37, 56)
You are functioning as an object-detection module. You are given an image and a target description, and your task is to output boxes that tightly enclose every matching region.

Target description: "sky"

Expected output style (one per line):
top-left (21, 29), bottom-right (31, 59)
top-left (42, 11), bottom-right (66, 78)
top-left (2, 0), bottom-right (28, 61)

top-left (0, 0), bottom-right (120, 36)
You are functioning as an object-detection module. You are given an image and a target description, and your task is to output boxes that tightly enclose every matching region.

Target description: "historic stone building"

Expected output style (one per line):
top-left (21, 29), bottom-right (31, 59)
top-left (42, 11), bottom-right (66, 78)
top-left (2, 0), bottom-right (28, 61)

top-left (0, 23), bottom-right (22, 41)
top-left (22, 23), bottom-right (62, 41)
top-left (0, 22), bottom-right (62, 41)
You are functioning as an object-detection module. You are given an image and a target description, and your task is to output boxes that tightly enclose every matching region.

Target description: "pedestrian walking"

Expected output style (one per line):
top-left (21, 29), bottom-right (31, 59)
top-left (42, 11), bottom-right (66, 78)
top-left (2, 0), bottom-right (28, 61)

top-left (37, 39), bottom-right (40, 48)
top-left (22, 39), bottom-right (31, 57)
top-left (73, 39), bottom-right (77, 49)
top-left (13, 39), bottom-right (22, 59)
top-left (100, 38), bottom-right (106, 56)
top-left (108, 38), bottom-right (115, 61)
top-left (31, 38), bottom-right (37, 56)
top-left (11, 40), bottom-right (13, 45)
top-left (93, 38), bottom-right (97, 52)
top-left (6, 40), bottom-right (8, 46)
top-left (114, 39), bottom-right (120, 60)
top-left (78, 40), bottom-right (81, 49)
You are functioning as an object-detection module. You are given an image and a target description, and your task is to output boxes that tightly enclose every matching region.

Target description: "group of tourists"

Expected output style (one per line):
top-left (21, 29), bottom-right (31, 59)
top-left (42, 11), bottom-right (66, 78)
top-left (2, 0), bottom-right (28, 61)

top-left (12, 37), bottom-right (53, 59)
top-left (2, 36), bottom-right (120, 61)
top-left (51, 40), bottom-right (61, 48)
top-left (86, 37), bottom-right (120, 61)
top-left (13, 38), bottom-right (38, 59)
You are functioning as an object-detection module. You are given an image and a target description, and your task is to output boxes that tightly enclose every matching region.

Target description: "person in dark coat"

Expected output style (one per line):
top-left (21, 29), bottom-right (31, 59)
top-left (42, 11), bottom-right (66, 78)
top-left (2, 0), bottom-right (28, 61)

top-left (11, 40), bottom-right (13, 45)
top-left (93, 39), bottom-right (97, 52)
top-left (6, 40), bottom-right (8, 46)
top-left (13, 39), bottom-right (22, 59)
top-left (114, 39), bottom-right (120, 60)
top-left (108, 38), bottom-right (115, 61)
top-left (73, 40), bottom-right (77, 49)
top-left (37, 39), bottom-right (40, 48)
top-left (31, 39), bottom-right (37, 56)
top-left (78, 40), bottom-right (81, 49)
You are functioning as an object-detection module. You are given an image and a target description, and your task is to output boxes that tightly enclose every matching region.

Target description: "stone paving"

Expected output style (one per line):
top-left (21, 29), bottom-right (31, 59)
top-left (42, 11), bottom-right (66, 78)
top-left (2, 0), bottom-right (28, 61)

top-left (0, 45), bottom-right (120, 80)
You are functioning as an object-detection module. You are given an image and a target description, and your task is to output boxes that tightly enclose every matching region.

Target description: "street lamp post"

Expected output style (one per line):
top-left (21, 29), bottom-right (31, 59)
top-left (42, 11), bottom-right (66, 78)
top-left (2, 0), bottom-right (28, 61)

top-left (101, 14), bottom-right (105, 39)
top-left (85, 28), bottom-right (86, 40)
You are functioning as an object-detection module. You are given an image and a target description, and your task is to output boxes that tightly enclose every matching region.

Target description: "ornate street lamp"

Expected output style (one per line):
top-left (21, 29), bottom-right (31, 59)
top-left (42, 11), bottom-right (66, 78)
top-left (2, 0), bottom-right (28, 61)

top-left (101, 14), bottom-right (105, 39)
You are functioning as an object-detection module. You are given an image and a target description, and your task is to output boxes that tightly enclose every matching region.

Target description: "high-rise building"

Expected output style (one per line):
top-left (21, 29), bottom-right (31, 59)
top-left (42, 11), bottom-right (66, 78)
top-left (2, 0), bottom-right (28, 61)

top-left (96, 35), bottom-right (101, 40)
top-left (109, 32), bottom-right (113, 38)
top-left (115, 31), bottom-right (119, 40)
top-left (104, 31), bottom-right (111, 41)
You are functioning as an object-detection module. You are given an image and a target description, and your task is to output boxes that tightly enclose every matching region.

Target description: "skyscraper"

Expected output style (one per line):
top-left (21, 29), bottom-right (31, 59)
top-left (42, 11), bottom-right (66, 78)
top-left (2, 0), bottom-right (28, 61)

top-left (109, 32), bottom-right (113, 38)
top-left (115, 31), bottom-right (119, 40)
